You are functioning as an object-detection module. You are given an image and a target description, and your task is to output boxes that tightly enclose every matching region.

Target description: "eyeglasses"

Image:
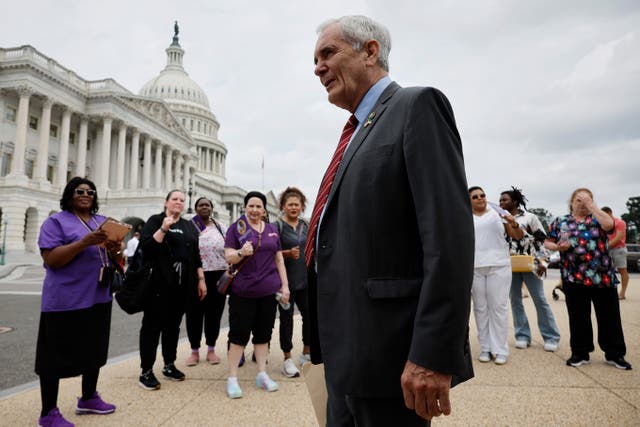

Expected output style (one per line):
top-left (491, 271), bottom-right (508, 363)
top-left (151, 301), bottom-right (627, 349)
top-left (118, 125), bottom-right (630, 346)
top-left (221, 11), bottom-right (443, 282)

top-left (471, 194), bottom-right (486, 200)
top-left (75, 189), bottom-right (96, 197)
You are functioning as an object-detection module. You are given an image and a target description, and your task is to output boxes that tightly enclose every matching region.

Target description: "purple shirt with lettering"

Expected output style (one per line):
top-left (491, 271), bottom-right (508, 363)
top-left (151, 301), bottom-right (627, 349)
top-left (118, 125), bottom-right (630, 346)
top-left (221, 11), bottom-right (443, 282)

top-left (224, 215), bottom-right (282, 298)
top-left (38, 211), bottom-right (112, 312)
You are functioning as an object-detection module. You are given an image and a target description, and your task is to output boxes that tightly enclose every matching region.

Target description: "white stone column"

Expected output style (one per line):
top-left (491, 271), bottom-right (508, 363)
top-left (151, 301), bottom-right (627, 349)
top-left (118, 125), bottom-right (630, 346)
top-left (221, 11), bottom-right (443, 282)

top-left (75, 115), bottom-right (89, 177)
top-left (95, 115), bottom-right (112, 191)
top-left (208, 150), bottom-right (213, 172)
top-left (2, 204), bottom-right (27, 251)
top-left (56, 107), bottom-right (72, 187)
top-left (114, 123), bottom-right (127, 190)
top-left (183, 155), bottom-right (190, 189)
top-left (142, 135), bottom-right (151, 189)
top-left (164, 147), bottom-right (173, 189)
top-left (34, 97), bottom-right (53, 182)
top-left (10, 85), bottom-right (33, 176)
top-left (154, 142), bottom-right (163, 190)
top-left (222, 154), bottom-right (226, 176)
top-left (175, 154), bottom-right (183, 190)
top-left (129, 129), bottom-right (140, 189)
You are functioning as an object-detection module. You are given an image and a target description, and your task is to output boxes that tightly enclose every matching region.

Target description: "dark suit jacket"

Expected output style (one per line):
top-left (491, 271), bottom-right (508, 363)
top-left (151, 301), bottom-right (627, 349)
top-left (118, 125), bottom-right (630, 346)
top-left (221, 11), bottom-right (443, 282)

top-left (308, 82), bottom-right (475, 398)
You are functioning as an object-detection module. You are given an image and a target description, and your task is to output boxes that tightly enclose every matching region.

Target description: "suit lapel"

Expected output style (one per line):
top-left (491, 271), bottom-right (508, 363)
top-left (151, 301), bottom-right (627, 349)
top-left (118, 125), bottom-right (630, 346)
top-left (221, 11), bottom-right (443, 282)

top-left (323, 82), bottom-right (401, 213)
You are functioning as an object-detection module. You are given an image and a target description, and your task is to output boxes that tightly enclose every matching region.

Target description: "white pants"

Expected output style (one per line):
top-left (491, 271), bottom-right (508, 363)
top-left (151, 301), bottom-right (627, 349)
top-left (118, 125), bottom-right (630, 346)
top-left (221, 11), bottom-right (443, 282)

top-left (472, 265), bottom-right (511, 356)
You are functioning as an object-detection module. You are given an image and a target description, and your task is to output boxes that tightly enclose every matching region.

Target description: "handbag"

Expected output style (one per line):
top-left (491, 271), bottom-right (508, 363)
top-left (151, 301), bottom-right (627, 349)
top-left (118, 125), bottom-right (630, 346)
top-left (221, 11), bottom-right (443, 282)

top-left (217, 233), bottom-right (261, 295)
top-left (216, 269), bottom-right (237, 295)
top-left (510, 255), bottom-right (535, 272)
top-left (115, 246), bottom-right (154, 314)
top-left (106, 254), bottom-right (125, 294)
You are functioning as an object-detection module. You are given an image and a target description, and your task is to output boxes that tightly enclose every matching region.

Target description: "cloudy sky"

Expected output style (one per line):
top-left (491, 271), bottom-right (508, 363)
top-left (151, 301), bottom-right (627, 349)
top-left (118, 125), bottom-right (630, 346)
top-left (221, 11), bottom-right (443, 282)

top-left (2, 0), bottom-right (639, 219)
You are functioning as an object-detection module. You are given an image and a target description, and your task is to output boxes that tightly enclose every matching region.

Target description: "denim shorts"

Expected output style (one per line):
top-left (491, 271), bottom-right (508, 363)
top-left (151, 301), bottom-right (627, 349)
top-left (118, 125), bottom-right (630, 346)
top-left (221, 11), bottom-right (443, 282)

top-left (610, 247), bottom-right (627, 269)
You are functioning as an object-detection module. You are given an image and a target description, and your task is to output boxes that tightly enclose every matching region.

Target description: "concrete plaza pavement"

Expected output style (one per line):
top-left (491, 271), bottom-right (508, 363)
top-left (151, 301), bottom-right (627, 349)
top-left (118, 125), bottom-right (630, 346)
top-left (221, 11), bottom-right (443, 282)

top-left (0, 256), bottom-right (638, 426)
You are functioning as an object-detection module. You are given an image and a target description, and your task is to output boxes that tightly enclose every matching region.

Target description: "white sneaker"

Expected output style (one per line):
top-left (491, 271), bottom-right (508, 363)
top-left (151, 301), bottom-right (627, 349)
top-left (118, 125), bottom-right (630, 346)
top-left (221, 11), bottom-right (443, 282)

top-left (515, 340), bottom-right (530, 349)
top-left (298, 353), bottom-right (311, 366)
top-left (543, 342), bottom-right (559, 352)
top-left (478, 352), bottom-right (491, 363)
top-left (494, 355), bottom-right (508, 365)
top-left (281, 358), bottom-right (300, 378)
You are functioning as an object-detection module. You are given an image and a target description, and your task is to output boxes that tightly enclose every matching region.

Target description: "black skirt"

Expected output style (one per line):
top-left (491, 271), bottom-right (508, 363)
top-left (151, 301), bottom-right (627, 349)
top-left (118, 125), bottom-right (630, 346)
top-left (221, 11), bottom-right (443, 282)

top-left (35, 301), bottom-right (112, 378)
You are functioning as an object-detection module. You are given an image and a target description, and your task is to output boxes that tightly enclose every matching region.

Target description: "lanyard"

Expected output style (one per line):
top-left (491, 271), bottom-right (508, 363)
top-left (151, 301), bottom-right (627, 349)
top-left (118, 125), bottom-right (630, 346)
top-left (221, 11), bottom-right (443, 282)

top-left (75, 215), bottom-right (109, 267)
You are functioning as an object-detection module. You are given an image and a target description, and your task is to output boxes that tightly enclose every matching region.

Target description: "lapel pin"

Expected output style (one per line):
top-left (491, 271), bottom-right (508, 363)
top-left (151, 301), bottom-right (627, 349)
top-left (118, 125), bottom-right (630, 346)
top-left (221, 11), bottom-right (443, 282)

top-left (363, 111), bottom-right (376, 128)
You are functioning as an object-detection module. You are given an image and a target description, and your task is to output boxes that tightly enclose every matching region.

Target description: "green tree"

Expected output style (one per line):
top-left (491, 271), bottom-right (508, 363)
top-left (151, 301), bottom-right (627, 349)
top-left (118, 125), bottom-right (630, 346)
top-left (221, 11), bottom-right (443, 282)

top-left (621, 196), bottom-right (640, 243)
top-left (528, 207), bottom-right (553, 231)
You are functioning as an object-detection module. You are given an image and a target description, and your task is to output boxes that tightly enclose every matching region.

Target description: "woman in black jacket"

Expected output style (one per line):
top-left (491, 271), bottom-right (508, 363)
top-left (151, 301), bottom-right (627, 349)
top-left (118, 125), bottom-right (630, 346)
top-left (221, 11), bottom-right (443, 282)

top-left (137, 190), bottom-right (206, 390)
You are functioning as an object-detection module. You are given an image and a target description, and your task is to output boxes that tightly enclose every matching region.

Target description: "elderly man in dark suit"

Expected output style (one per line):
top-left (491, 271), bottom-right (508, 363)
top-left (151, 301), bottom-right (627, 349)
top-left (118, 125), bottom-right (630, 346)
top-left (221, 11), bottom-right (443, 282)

top-left (305, 15), bottom-right (475, 426)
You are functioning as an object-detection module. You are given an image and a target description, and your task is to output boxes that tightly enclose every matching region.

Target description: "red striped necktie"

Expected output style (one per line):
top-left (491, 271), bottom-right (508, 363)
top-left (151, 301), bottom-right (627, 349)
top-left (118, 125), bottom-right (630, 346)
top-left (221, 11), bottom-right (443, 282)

top-left (305, 115), bottom-right (358, 268)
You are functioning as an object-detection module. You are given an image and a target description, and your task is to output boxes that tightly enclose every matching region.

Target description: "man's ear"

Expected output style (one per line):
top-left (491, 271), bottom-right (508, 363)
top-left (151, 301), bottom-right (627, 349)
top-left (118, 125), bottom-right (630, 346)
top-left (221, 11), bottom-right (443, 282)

top-left (363, 39), bottom-right (380, 66)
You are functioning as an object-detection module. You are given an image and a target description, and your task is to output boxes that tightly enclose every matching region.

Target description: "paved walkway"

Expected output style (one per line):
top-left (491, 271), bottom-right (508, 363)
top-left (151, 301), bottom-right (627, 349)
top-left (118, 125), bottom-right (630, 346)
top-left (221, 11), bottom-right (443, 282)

top-left (0, 264), bottom-right (638, 426)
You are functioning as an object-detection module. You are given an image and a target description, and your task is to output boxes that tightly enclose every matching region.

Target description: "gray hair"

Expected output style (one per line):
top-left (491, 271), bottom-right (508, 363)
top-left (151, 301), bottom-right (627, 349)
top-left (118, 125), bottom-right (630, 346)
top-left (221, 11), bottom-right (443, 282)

top-left (317, 15), bottom-right (391, 71)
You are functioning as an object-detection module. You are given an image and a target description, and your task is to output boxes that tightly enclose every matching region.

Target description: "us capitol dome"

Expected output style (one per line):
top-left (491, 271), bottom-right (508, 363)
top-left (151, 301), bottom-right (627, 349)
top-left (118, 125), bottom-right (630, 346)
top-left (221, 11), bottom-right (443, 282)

top-left (140, 23), bottom-right (227, 185)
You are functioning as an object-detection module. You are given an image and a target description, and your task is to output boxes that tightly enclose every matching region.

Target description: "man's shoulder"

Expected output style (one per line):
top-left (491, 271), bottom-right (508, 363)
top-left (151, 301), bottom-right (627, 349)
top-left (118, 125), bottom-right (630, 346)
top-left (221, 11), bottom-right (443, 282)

top-left (397, 85), bottom-right (446, 99)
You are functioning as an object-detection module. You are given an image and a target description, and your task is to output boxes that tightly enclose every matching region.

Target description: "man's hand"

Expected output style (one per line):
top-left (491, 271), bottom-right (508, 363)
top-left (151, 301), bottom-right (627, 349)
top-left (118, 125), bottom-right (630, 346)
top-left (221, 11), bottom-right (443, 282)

top-left (401, 360), bottom-right (452, 420)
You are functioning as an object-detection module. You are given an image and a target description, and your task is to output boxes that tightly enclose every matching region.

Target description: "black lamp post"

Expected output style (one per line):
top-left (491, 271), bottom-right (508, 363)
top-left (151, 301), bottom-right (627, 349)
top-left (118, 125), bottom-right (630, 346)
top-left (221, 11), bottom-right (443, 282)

top-left (187, 178), bottom-right (193, 214)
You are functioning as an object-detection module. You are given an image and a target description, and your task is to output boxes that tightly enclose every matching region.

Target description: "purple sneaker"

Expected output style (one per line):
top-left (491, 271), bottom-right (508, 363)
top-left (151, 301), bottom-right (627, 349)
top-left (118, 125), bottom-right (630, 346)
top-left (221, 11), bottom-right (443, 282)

top-left (38, 407), bottom-right (74, 427)
top-left (75, 391), bottom-right (116, 414)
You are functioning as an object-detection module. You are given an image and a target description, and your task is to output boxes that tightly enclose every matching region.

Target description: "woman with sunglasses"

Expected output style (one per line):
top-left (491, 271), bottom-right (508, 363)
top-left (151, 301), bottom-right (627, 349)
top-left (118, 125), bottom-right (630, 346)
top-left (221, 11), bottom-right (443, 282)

top-left (223, 191), bottom-right (290, 399)
top-left (469, 186), bottom-right (523, 365)
top-left (36, 177), bottom-right (123, 426)
top-left (184, 197), bottom-right (228, 366)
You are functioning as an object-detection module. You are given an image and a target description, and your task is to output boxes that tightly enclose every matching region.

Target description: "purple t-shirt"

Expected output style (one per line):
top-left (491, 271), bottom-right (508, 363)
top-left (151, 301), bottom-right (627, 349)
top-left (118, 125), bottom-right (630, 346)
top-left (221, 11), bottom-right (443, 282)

top-left (224, 216), bottom-right (282, 298)
top-left (38, 211), bottom-right (113, 312)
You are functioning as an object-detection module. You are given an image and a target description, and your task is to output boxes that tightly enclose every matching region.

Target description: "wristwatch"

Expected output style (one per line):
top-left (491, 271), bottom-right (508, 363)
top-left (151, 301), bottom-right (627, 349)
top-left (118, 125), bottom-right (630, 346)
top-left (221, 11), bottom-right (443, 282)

top-left (237, 250), bottom-right (243, 258)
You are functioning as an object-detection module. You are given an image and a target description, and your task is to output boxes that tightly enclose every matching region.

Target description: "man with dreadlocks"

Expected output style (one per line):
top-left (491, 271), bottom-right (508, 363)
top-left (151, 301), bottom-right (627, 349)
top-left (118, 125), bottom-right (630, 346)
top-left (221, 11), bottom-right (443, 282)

top-left (499, 187), bottom-right (561, 352)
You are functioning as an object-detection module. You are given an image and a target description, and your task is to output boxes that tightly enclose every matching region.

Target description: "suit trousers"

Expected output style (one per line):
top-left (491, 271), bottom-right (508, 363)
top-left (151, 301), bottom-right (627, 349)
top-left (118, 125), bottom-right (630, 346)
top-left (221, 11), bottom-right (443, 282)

top-left (325, 382), bottom-right (428, 427)
top-left (472, 265), bottom-right (511, 356)
top-left (563, 283), bottom-right (626, 359)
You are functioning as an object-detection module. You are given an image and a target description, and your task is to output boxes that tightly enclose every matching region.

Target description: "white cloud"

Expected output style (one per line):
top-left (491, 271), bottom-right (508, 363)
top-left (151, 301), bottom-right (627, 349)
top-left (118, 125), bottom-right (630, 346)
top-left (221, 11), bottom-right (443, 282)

top-left (2, 0), bottom-right (639, 220)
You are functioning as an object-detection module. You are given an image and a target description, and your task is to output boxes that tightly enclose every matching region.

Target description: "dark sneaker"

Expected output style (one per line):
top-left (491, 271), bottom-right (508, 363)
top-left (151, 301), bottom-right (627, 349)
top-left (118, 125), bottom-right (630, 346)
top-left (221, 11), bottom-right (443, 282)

top-left (38, 407), bottom-right (74, 427)
top-left (139, 370), bottom-right (161, 390)
top-left (76, 391), bottom-right (116, 414)
top-left (566, 354), bottom-right (590, 367)
top-left (606, 357), bottom-right (632, 370)
top-left (162, 363), bottom-right (185, 381)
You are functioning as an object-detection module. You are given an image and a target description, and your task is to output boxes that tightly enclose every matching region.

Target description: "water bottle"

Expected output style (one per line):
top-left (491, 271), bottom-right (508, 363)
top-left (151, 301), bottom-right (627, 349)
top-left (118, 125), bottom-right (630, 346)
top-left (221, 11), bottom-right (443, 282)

top-left (275, 292), bottom-right (291, 310)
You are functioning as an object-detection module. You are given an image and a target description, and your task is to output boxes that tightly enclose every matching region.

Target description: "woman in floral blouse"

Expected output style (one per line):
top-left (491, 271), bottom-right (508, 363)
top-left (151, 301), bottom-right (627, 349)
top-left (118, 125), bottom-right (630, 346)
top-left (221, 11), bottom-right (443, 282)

top-left (545, 188), bottom-right (631, 370)
top-left (185, 197), bottom-right (228, 366)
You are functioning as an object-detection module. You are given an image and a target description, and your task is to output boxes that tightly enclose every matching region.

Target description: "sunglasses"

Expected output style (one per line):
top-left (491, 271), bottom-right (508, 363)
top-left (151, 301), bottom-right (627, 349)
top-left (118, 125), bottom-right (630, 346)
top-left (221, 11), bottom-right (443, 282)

top-left (75, 189), bottom-right (96, 197)
top-left (471, 193), bottom-right (486, 200)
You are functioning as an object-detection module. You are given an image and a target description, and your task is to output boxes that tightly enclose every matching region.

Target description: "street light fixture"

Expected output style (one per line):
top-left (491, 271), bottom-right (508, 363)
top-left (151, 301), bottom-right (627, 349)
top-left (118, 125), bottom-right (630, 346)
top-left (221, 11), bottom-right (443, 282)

top-left (0, 220), bottom-right (7, 266)
top-left (187, 178), bottom-right (193, 214)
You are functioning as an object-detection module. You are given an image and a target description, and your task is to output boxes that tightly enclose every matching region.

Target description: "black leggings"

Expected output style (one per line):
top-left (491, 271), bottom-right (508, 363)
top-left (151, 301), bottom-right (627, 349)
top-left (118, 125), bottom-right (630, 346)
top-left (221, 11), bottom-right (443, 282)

top-left (139, 293), bottom-right (185, 371)
top-left (185, 270), bottom-right (226, 349)
top-left (40, 369), bottom-right (99, 417)
top-left (278, 288), bottom-right (309, 353)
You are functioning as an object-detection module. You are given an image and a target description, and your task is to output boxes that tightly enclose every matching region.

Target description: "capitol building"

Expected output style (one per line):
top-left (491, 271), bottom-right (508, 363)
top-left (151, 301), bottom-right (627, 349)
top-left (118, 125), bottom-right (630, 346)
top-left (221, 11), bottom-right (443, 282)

top-left (0, 25), bottom-right (277, 252)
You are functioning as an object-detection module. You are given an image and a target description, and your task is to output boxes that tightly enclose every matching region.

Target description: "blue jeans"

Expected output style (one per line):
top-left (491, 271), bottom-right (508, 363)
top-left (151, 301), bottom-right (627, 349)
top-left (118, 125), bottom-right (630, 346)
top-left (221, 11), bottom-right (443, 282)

top-left (510, 272), bottom-right (560, 344)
